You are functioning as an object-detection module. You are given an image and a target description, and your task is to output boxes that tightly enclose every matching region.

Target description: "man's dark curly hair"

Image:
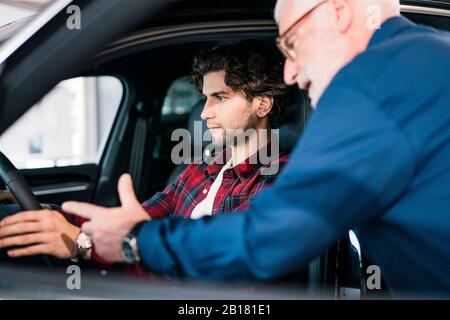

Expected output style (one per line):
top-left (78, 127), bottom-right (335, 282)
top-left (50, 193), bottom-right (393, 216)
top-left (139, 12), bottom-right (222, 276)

top-left (191, 40), bottom-right (295, 128)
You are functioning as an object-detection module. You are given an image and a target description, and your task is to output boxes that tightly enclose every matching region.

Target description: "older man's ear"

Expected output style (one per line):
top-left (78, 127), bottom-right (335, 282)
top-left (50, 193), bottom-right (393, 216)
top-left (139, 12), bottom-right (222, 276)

top-left (329, 0), bottom-right (353, 33)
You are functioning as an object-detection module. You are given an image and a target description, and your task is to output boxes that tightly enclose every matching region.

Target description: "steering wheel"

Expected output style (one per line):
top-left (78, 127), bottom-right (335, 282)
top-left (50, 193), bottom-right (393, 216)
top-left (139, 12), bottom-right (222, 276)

top-left (0, 151), bottom-right (53, 268)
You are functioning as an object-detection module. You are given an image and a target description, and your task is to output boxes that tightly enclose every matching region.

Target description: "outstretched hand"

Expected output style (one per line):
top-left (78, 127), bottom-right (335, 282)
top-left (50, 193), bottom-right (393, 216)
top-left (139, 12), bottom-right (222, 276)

top-left (62, 173), bottom-right (150, 263)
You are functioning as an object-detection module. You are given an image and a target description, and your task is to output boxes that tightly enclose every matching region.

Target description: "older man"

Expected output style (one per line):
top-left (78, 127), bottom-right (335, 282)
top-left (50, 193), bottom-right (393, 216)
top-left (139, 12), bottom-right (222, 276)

top-left (57, 0), bottom-right (449, 296)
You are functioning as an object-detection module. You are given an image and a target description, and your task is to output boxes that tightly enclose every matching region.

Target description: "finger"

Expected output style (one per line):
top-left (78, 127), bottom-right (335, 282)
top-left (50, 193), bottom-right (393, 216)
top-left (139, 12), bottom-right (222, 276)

top-left (117, 173), bottom-right (141, 208)
top-left (0, 222), bottom-right (44, 239)
top-left (81, 221), bottom-right (94, 236)
top-left (62, 201), bottom-right (105, 219)
top-left (7, 244), bottom-right (50, 258)
top-left (0, 233), bottom-right (50, 248)
top-left (0, 210), bottom-right (47, 227)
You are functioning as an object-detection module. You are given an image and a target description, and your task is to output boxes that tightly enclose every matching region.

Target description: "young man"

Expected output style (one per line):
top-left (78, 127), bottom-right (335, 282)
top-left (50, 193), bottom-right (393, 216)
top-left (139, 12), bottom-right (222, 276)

top-left (0, 41), bottom-right (293, 263)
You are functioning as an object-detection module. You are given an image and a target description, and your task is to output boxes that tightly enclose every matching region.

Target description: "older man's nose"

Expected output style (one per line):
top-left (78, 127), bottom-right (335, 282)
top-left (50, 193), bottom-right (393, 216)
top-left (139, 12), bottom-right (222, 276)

top-left (283, 59), bottom-right (299, 85)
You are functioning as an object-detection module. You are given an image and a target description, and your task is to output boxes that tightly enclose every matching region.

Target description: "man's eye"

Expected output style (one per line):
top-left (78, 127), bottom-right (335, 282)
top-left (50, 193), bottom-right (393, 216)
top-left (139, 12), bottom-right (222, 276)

top-left (285, 35), bottom-right (296, 49)
top-left (217, 96), bottom-right (225, 102)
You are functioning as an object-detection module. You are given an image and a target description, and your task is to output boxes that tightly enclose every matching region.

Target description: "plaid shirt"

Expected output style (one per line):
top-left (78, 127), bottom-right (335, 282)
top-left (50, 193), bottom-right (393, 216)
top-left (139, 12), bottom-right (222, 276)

top-left (142, 147), bottom-right (288, 219)
top-left (63, 145), bottom-right (288, 270)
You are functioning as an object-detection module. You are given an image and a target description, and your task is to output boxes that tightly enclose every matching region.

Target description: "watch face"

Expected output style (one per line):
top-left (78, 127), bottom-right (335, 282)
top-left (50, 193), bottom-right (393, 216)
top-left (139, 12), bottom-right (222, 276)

top-left (77, 232), bottom-right (93, 249)
top-left (122, 235), bottom-right (141, 264)
top-left (122, 238), bottom-right (136, 264)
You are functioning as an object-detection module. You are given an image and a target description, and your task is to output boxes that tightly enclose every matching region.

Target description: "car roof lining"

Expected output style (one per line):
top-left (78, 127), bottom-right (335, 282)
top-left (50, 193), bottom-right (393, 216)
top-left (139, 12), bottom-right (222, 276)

top-left (76, 28), bottom-right (282, 116)
top-left (75, 9), bottom-right (448, 118)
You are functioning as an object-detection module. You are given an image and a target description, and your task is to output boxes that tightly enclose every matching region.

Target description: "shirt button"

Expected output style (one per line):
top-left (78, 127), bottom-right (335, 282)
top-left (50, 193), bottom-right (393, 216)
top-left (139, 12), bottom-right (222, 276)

top-left (203, 189), bottom-right (208, 194)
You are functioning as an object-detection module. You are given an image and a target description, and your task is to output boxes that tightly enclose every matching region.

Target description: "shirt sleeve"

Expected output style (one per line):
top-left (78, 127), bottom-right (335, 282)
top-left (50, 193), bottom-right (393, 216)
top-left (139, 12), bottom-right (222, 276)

top-left (140, 169), bottom-right (185, 218)
top-left (136, 87), bottom-right (416, 280)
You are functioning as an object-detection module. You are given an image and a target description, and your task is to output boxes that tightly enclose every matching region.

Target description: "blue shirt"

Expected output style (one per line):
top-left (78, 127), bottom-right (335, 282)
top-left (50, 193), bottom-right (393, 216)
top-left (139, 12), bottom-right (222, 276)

top-left (138, 16), bottom-right (450, 296)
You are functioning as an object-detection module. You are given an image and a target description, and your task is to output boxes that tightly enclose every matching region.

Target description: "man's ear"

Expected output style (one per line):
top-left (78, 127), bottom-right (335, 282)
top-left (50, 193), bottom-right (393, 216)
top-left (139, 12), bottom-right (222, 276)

top-left (254, 96), bottom-right (274, 118)
top-left (330, 0), bottom-right (352, 33)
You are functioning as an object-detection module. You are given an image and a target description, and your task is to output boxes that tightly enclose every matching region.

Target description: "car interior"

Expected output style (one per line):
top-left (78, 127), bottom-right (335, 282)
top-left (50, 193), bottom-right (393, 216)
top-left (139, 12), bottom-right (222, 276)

top-left (0, 0), bottom-right (449, 299)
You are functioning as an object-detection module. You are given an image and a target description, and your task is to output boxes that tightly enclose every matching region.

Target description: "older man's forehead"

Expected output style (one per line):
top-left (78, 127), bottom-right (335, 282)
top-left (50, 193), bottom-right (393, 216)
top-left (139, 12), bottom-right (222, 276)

top-left (276, 0), bottom-right (324, 34)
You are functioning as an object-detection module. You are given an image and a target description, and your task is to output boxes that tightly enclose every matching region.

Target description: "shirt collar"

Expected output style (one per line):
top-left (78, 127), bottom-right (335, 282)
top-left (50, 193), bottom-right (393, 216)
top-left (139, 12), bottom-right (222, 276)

top-left (368, 15), bottom-right (415, 48)
top-left (205, 142), bottom-right (277, 182)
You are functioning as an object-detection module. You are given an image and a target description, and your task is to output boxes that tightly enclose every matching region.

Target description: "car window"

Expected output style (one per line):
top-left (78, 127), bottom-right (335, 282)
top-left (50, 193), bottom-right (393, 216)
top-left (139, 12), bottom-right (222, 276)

top-left (0, 76), bottom-right (123, 169)
top-left (161, 76), bottom-right (202, 117)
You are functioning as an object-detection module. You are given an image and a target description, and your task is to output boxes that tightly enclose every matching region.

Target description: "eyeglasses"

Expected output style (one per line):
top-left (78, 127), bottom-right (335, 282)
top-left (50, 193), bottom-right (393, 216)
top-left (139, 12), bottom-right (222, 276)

top-left (276, 0), bottom-right (328, 61)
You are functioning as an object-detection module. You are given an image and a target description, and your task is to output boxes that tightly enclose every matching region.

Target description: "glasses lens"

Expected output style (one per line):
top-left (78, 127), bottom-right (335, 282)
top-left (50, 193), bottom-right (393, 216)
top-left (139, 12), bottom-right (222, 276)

top-left (276, 38), bottom-right (293, 60)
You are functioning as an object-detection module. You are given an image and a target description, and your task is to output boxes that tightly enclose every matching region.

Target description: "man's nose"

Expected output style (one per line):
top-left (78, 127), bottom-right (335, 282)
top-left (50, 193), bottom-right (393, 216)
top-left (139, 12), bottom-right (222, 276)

top-left (283, 59), bottom-right (299, 85)
top-left (200, 101), bottom-right (215, 121)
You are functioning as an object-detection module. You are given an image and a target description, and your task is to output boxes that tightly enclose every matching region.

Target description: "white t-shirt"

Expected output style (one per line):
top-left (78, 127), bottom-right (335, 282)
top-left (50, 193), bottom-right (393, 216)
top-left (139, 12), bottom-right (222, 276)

top-left (190, 160), bottom-right (232, 220)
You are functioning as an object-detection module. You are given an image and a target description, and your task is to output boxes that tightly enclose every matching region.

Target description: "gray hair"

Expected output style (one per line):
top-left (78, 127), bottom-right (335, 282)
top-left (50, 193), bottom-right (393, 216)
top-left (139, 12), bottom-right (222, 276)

top-left (274, 0), bottom-right (400, 24)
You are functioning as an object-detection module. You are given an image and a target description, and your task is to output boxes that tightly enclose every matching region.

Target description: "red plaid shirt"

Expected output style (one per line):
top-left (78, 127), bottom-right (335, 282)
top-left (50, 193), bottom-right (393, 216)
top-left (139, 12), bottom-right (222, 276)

top-left (142, 147), bottom-right (288, 219)
top-left (63, 145), bottom-right (288, 271)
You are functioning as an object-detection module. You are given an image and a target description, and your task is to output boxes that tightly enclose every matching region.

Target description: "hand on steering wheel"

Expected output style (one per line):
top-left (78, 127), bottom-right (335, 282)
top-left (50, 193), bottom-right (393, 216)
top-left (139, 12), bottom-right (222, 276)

top-left (0, 152), bottom-right (53, 268)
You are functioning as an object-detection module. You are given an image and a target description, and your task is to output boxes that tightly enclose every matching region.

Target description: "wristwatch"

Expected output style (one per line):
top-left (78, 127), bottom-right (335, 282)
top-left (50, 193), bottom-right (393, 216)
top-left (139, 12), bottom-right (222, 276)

top-left (122, 222), bottom-right (145, 265)
top-left (75, 231), bottom-right (93, 259)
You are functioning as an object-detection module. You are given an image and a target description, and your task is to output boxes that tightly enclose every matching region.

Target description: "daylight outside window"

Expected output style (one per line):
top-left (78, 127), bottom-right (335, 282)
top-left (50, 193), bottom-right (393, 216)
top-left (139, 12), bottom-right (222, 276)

top-left (0, 76), bottom-right (123, 169)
